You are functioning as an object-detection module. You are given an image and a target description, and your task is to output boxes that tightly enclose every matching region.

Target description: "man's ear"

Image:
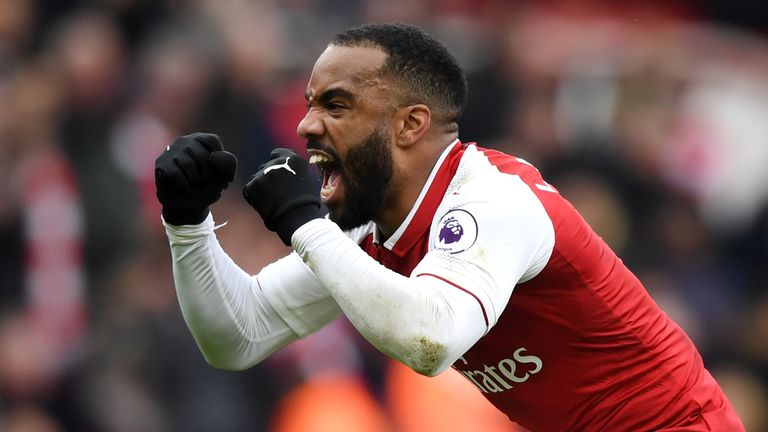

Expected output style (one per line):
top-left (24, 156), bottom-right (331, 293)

top-left (396, 104), bottom-right (430, 147)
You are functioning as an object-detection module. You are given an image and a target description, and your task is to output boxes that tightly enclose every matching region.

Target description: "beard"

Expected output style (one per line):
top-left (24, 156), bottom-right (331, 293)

top-left (329, 123), bottom-right (394, 231)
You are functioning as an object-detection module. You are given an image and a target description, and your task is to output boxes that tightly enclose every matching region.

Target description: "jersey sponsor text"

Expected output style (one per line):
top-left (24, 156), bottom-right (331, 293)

top-left (456, 348), bottom-right (543, 394)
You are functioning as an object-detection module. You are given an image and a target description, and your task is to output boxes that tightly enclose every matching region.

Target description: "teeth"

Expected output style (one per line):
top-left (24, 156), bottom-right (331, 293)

top-left (321, 184), bottom-right (334, 196)
top-left (309, 154), bottom-right (333, 164)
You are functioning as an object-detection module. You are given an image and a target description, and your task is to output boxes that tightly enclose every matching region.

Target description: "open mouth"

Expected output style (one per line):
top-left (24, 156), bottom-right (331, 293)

top-left (308, 150), bottom-right (342, 201)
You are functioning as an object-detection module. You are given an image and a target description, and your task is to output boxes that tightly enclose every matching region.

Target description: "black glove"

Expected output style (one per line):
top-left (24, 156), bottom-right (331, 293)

top-left (243, 148), bottom-right (324, 245)
top-left (155, 132), bottom-right (237, 225)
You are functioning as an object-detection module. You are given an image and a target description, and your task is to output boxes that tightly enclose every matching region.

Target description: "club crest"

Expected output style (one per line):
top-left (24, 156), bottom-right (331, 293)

top-left (434, 209), bottom-right (478, 254)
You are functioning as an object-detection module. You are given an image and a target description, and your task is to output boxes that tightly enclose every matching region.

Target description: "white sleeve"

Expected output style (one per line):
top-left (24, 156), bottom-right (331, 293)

top-left (416, 173), bottom-right (555, 329)
top-left (163, 214), bottom-right (341, 371)
top-left (291, 174), bottom-right (554, 377)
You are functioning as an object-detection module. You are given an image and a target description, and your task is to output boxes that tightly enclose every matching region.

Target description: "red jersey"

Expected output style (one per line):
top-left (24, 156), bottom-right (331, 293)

top-left (357, 142), bottom-right (742, 431)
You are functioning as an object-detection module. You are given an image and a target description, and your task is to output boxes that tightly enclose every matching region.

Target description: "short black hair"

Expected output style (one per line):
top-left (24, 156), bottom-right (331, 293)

top-left (330, 22), bottom-right (468, 124)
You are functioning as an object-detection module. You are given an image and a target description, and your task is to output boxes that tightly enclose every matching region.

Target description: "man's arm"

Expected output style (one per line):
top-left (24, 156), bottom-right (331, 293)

top-left (243, 150), bottom-right (555, 376)
top-left (291, 194), bottom-right (553, 377)
top-left (292, 218), bottom-right (487, 376)
top-left (164, 214), bottom-right (341, 370)
top-left (156, 135), bottom-right (341, 370)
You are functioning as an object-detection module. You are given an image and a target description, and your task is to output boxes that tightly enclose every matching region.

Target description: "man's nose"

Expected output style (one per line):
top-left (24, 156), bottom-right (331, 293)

top-left (297, 109), bottom-right (323, 139)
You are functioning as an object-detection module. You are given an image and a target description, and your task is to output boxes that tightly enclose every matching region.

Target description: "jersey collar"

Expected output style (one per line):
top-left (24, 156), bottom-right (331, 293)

top-left (377, 139), bottom-right (465, 256)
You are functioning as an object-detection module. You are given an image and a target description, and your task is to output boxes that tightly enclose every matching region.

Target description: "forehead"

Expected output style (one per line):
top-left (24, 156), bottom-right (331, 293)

top-left (305, 44), bottom-right (389, 99)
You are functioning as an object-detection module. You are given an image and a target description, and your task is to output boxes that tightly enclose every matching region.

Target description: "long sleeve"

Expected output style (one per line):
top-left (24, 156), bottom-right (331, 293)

top-left (164, 214), bottom-right (341, 370)
top-left (290, 170), bottom-right (554, 377)
top-left (292, 218), bottom-right (486, 376)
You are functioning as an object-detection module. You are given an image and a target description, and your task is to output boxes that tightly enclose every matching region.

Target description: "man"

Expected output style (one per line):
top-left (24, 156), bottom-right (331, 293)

top-left (155, 23), bottom-right (744, 431)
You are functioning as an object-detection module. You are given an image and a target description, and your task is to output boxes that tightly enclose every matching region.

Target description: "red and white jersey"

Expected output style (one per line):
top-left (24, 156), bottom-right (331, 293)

top-left (344, 140), bottom-right (741, 431)
top-left (165, 139), bottom-right (742, 431)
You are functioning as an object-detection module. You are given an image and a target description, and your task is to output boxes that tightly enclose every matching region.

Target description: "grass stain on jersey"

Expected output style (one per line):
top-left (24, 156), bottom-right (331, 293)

top-left (408, 336), bottom-right (447, 376)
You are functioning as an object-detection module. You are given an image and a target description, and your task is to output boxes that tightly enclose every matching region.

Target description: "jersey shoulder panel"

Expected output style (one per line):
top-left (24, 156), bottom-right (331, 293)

top-left (413, 145), bottom-right (556, 327)
top-left (431, 145), bottom-right (556, 281)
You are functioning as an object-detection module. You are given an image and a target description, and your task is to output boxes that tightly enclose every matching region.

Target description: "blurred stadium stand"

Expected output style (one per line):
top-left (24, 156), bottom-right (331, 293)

top-left (0, 1), bottom-right (766, 431)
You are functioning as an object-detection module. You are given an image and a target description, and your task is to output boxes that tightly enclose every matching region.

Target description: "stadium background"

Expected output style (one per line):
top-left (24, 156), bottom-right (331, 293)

top-left (0, 0), bottom-right (766, 430)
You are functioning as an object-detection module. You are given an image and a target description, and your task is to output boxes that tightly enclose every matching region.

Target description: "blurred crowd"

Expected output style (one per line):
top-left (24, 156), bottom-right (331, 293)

top-left (0, 0), bottom-right (767, 431)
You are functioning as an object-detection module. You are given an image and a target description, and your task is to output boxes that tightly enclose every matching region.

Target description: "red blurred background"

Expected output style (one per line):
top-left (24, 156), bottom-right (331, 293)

top-left (0, 1), bottom-right (766, 431)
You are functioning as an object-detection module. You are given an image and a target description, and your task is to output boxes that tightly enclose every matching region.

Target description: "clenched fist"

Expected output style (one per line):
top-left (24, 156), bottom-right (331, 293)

top-left (243, 148), bottom-right (324, 245)
top-left (155, 133), bottom-right (237, 225)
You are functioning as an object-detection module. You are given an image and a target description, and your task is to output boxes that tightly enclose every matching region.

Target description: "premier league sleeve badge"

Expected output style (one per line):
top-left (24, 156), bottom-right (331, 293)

top-left (433, 209), bottom-right (478, 254)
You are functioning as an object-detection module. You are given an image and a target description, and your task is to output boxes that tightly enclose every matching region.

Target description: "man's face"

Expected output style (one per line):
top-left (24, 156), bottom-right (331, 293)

top-left (326, 122), bottom-right (393, 230)
top-left (298, 45), bottom-right (396, 230)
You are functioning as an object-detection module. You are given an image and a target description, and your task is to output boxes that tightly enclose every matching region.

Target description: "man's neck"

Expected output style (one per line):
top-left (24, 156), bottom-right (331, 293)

top-left (374, 134), bottom-right (457, 239)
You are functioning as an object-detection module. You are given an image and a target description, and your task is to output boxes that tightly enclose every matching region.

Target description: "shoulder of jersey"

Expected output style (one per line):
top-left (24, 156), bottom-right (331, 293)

top-left (431, 148), bottom-right (543, 253)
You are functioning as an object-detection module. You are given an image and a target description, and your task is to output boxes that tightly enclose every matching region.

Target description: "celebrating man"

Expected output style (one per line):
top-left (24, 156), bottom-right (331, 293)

top-left (155, 23), bottom-right (743, 431)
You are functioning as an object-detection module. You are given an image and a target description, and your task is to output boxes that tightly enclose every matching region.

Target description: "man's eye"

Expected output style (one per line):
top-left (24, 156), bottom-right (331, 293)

top-left (327, 103), bottom-right (345, 111)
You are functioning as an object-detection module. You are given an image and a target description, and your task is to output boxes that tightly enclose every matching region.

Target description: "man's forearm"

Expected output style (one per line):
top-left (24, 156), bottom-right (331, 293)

top-left (164, 214), bottom-right (297, 370)
top-left (292, 218), bottom-right (486, 376)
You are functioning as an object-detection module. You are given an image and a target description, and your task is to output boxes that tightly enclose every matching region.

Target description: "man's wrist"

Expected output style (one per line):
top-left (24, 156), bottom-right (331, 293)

top-left (273, 204), bottom-right (325, 246)
top-left (162, 206), bottom-right (211, 226)
top-left (163, 212), bottom-right (216, 241)
top-left (291, 217), bottom-right (341, 255)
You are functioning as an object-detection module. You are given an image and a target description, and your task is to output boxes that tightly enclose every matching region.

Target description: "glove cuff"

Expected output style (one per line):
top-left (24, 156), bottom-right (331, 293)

top-left (162, 206), bottom-right (211, 226)
top-left (272, 204), bottom-right (325, 246)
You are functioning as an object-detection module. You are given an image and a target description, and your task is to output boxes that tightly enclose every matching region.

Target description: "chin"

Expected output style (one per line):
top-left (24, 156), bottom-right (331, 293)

top-left (328, 209), bottom-right (370, 232)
